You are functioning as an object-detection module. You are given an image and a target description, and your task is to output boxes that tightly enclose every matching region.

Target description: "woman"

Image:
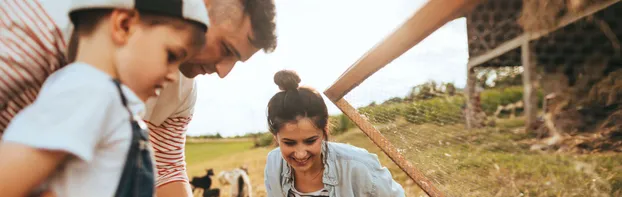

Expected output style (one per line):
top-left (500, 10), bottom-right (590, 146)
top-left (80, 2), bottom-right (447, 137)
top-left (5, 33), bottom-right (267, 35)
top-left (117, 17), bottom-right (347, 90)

top-left (264, 70), bottom-right (405, 197)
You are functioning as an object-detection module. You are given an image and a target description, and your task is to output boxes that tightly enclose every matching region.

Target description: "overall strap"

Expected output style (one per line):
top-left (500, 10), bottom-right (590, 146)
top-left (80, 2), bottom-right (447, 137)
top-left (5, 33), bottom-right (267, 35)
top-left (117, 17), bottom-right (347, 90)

top-left (112, 79), bottom-right (133, 116)
top-left (111, 79), bottom-right (155, 197)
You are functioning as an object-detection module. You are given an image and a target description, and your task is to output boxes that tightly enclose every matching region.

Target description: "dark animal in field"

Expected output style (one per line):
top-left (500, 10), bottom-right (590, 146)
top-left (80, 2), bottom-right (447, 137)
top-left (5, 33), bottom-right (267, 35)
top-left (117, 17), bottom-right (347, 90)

top-left (190, 168), bottom-right (220, 197)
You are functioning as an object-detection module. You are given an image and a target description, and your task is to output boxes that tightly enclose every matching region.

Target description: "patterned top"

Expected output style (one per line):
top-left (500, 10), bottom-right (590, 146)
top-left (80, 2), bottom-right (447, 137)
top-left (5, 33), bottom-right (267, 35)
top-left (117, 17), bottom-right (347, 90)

top-left (288, 187), bottom-right (329, 197)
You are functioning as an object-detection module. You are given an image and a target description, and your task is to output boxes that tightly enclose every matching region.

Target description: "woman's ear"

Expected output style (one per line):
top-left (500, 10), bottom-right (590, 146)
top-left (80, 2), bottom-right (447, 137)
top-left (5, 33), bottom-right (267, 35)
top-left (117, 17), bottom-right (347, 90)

top-left (109, 9), bottom-right (139, 46)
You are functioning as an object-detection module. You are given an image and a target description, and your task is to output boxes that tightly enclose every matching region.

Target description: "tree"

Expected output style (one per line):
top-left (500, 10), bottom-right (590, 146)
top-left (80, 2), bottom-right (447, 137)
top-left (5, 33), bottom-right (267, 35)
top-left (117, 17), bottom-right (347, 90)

top-left (407, 80), bottom-right (442, 101)
top-left (492, 67), bottom-right (523, 88)
top-left (476, 66), bottom-right (523, 88)
top-left (446, 83), bottom-right (456, 96)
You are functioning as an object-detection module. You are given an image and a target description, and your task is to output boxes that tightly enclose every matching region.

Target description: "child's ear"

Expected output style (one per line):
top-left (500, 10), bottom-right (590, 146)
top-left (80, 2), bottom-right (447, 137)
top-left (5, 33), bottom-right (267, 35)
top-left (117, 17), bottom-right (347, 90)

top-left (109, 9), bottom-right (139, 45)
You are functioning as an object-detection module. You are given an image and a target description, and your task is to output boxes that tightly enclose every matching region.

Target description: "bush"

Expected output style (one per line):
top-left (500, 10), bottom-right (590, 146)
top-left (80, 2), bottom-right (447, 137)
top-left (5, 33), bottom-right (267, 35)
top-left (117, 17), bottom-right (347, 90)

top-left (329, 114), bottom-right (356, 136)
top-left (189, 133), bottom-right (223, 140)
top-left (359, 104), bottom-right (401, 124)
top-left (402, 96), bottom-right (465, 125)
top-left (256, 132), bottom-right (275, 147)
top-left (322, 86), bottom-right (542, 129)
top-left (480, 86), bottom-right (543, 115)
top-left (402, 102), bottom-right (427, 125)
top-left (480, 86), bottom-right (523, 114)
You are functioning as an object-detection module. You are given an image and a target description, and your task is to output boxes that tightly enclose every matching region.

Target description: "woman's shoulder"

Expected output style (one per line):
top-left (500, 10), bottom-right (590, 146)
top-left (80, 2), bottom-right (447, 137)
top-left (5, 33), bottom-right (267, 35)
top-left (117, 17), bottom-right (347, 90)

top-left (267, 147), bottom-right (281, 159)
top-left (265, 147), bottom-right (284, 169)
top-left (327, 142), bottom-right (402, 196)
top-left (328, 142), bottom-right (375, 157)
top-left (328, 142), bottom-right (367, 154)
top-left (327, 142), bottom-right (382, 169)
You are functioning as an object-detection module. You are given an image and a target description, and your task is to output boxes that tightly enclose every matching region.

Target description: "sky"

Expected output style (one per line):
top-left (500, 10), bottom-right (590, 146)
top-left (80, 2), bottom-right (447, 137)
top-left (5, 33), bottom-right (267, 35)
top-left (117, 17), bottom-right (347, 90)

top-left (187, 0), bottom-right (470, 137)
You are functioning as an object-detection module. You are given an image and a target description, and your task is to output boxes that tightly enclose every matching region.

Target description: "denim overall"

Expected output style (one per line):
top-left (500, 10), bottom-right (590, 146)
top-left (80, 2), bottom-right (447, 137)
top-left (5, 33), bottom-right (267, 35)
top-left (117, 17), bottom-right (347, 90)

top-left (112, 79), bottom-right (156, 197)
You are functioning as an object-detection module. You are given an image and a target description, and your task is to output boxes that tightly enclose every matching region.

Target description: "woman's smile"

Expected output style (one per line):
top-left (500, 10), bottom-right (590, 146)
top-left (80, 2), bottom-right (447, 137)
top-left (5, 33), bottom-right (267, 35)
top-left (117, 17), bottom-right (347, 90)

top-left (291, 155), bottom-right (312, 166)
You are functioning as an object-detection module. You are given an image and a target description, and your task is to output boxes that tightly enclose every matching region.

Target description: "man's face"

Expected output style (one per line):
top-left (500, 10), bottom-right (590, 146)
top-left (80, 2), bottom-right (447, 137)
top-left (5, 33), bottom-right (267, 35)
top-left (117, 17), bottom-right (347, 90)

top-left (180, 0), bottom-right (260, 78)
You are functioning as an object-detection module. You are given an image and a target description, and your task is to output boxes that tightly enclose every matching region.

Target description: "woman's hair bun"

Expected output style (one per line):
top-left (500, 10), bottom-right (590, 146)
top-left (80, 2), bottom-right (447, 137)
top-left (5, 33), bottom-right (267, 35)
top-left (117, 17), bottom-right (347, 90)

top-left (274, 70), bottom-right (301, 91)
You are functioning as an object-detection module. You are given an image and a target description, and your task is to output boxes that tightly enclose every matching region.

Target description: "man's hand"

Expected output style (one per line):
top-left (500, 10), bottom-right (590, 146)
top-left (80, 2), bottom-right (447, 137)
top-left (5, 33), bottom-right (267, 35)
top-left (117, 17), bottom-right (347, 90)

top-left (156, 181), bottom-right (194, 197)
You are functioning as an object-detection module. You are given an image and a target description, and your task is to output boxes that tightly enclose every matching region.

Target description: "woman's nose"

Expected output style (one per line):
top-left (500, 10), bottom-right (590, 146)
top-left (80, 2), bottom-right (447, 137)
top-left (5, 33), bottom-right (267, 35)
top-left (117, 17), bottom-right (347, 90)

top-left (294, 148), bottom-right (307, 159)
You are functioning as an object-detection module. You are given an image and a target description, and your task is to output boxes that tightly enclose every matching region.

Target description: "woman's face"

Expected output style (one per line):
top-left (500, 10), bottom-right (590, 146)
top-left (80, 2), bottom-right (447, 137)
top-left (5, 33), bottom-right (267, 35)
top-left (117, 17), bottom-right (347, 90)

top-left (276, 117), bottom-right (324, 173)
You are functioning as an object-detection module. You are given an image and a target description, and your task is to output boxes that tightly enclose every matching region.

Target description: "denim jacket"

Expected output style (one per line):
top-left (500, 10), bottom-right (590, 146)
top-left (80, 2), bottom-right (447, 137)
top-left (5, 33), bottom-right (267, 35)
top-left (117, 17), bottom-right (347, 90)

top-left (264, 142), bottom-right (405, 197)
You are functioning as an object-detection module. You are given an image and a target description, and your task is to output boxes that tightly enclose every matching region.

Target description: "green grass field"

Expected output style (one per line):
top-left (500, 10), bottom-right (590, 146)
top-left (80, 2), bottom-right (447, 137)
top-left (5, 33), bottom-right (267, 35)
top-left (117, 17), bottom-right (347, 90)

top-left (185, 139), bottom-right (271, 197)
top-left (185, 139), bottom-right (255, 165)
top-left (185, 118), bottom-right (622, 197)
top-left (368, 118), bottom-right (622, 197)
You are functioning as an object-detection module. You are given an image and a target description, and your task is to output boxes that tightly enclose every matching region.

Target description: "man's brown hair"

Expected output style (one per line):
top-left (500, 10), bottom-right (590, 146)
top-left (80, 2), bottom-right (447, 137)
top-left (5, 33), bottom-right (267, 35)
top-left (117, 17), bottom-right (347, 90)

top-left (242, 0), bottom-right (277, 53)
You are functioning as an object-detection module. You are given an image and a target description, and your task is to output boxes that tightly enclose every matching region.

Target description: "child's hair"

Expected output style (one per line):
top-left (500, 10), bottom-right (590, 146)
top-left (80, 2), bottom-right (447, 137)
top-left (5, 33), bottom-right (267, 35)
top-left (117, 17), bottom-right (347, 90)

top-left (69, 9), bottom-right (206, 52)
top-left (267, 70), bottom-right (329, 140)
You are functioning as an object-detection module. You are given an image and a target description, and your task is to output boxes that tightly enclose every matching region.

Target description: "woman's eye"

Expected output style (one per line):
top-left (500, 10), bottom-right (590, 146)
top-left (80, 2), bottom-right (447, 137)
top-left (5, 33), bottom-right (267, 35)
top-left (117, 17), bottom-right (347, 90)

top-left (284, 141), bottom-right (296, 146)
top-left (304, 139), bottom-right (317, 145)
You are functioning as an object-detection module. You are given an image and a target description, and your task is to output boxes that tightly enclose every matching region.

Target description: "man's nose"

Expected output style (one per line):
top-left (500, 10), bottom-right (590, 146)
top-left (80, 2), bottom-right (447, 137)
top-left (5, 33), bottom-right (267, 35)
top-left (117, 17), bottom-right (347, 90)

top-left (215, 59), bottom-right (238, 78)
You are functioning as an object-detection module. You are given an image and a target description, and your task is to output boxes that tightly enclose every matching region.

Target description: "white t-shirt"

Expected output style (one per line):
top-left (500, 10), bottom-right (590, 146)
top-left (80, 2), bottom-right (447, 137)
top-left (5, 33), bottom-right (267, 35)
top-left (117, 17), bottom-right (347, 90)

top-left (2, 62), bottom-right (145, 197)
top-left (144, 73), bottom-right (197, 125)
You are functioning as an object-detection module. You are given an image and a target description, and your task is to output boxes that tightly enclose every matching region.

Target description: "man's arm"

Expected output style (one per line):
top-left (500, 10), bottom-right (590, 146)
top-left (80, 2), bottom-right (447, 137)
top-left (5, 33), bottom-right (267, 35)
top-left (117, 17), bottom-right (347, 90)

top-left (156, 182), bottom-right (193, 197)
top-left (145, 75), bottom-right (198, 197)
top-left (146, 116), bottom-right (194, 197)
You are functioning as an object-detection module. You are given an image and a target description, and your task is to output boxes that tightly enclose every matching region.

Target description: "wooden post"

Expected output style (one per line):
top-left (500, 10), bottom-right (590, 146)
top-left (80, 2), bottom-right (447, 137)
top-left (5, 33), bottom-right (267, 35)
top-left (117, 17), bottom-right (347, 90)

top-left (521, 36), bottom-right (538, 129)
top-left (465, 66), bottom-right (478, 129)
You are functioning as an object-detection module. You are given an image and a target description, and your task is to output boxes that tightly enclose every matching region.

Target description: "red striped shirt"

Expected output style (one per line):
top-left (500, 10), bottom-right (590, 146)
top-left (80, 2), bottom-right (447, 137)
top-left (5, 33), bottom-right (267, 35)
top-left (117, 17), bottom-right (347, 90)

top-left (0, 0), bottom-right (67, 132)
top-left (146, 116), bottom-right (193, 187)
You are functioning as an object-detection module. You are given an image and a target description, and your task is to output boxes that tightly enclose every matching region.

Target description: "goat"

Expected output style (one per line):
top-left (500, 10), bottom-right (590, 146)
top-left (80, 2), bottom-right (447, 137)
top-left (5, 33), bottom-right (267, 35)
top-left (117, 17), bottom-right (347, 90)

top-left (190, 168), bottom-right (220, 197)
top-left (217, 166), bottom-right (252, 197)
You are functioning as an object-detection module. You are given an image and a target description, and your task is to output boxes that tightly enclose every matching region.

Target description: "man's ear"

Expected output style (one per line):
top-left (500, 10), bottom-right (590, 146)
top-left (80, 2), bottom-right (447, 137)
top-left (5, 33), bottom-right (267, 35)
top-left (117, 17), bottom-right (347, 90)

top-left (203, 0), bottom-right (212, 11)
top-left (109, 9), bottom-right (139, 46)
